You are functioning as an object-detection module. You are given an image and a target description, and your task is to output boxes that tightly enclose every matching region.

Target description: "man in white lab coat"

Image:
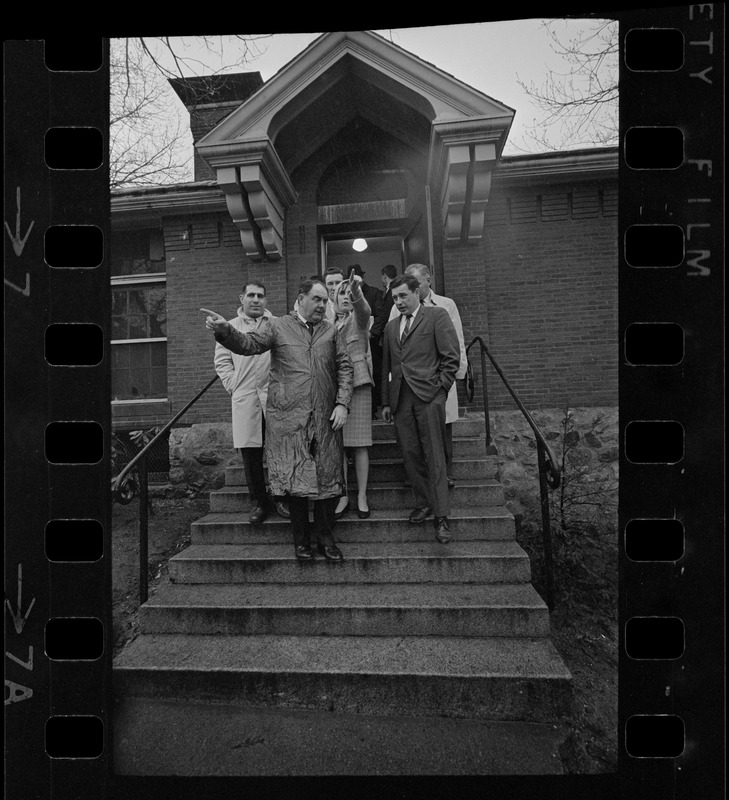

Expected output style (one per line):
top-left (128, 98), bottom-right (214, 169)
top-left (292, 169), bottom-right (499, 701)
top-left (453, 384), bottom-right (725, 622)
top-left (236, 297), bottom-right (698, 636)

top-left (214, 280), bottom-right (288, 523)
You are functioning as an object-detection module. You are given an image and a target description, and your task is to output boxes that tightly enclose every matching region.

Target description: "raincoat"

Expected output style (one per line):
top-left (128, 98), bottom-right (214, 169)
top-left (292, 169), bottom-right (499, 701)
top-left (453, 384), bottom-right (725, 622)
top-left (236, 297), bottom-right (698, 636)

top-left (213, 307), bottom-right (273, 448)
top-left (215, 312), bottom-right (354, 499)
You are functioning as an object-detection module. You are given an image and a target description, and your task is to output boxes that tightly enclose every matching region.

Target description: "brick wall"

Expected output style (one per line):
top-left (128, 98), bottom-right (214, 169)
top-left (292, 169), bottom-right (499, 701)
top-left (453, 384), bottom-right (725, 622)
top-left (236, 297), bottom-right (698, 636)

top-left (188, 104), bottom-right (239, 182)
top-left (441, 178), bottom-right (618, 409)
top-left (113, 160), bottom-right (618, 432)
top-left (164, 211), bottom-right (290, 427)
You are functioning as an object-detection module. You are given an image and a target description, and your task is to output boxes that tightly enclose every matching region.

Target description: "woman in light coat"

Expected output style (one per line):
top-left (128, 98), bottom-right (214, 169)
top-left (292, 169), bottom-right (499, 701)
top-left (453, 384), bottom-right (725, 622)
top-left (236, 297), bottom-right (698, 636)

top-left (332, 272), bottom-right (374, 518)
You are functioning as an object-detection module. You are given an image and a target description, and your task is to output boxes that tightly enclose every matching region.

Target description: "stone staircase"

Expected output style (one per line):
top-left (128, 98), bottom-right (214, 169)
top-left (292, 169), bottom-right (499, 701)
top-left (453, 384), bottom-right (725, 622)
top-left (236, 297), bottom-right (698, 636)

top-left (113, 414), bottom-right (573, 775)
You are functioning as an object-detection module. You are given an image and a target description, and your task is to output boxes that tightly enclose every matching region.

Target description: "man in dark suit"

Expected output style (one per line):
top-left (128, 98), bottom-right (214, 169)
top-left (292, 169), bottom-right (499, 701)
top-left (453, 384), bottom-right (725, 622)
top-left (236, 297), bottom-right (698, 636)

top-left (381, 274), bottom-right (460, 543)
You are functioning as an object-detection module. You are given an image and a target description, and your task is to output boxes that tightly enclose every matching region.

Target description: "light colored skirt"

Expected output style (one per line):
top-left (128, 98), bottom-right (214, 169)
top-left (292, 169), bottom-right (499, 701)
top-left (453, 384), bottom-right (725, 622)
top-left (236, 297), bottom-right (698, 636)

top-left (343, 385), bottom-right (373, 447)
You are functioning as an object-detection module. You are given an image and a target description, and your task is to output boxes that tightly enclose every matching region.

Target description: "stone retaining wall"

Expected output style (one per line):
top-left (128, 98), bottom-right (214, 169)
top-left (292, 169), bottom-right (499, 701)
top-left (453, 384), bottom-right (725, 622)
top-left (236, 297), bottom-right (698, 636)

top-left (168, 423), bottom-right (240, 493)
top-left (488, 407), bottom-right (618, 526)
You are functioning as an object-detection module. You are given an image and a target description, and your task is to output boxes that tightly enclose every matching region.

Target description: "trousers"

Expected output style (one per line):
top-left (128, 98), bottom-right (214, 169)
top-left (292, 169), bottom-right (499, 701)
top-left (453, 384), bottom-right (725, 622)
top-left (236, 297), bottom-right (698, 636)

top-left (393, 380), bottom-right (450, 517)
top-left (239, 447), bottom-right (267, 508)
top-left (288, 496), bottom-right (338, 547)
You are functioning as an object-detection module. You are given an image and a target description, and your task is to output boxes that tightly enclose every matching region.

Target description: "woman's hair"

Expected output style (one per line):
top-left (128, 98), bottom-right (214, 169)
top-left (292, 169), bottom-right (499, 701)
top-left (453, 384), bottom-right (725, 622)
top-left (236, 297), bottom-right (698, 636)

top-left (334, 278), bottom-right (352, 309)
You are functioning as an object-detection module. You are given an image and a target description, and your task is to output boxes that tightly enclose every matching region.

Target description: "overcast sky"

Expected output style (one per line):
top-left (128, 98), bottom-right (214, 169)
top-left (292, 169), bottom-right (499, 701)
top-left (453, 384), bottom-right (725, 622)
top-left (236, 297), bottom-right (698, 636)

top-left (115, 19), bottom-right (618, 184)
top-left (156, 20), bottom-right (616, 154)
top-left (241, 21), bottom-right (604, 140)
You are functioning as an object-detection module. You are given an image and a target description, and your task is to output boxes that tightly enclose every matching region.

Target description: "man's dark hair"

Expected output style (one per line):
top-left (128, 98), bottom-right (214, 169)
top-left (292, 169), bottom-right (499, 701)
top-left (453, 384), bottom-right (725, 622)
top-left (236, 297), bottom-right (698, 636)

top-left (298, 278), bottom-right (327, 296)
top-left (242, 280), bottom-right (266, 295)
top-left (349, 264), bottom-right (365, 277)
top-left (390, 275), bottom-right (420, 295)
top-left (381, 264), bottom-right (397, 280)
top-left (324, 266), bottom-right (345, 279)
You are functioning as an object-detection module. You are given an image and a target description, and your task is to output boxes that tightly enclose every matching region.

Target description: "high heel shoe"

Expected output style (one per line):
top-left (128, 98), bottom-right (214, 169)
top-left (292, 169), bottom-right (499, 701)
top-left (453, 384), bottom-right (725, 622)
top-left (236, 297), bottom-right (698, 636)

top-left (357, 500), bottom-right (371, 519)
top-left (334, 498), bottom-right (350, 520)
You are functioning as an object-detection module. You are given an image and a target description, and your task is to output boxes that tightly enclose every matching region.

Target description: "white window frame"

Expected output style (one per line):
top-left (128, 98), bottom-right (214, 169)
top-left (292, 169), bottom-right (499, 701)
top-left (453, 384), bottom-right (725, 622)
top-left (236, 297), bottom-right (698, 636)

top-left (111, 272), bottom-right (168, 403)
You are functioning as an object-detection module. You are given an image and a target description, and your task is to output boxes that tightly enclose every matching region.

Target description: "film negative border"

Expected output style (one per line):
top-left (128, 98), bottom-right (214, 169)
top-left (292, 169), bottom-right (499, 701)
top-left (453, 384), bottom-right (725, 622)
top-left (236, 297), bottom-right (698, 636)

top-left (619, 5), bottom-right (724, 800)
top-left (4, 39), bottom-right (112, 800)
top-left (4, 8), bottom-right (725, 800)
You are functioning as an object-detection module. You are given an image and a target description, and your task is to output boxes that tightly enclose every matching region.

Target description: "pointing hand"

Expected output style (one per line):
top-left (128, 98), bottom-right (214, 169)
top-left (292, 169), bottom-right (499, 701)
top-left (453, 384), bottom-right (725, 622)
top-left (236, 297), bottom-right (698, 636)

top-left (200, 308), bottom-right (229, 334)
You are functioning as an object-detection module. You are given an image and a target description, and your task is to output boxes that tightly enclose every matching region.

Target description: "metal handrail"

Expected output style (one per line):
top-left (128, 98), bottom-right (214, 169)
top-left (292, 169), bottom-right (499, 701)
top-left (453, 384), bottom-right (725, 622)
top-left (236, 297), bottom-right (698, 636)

top-left (465, 336), bottom-right (559, 609)
top-left (111, 374), bottom-right (220, 604)
top-left (111, 375), bottom-right (220, 494)
top-left (466, 336), bottom-right (560, 488)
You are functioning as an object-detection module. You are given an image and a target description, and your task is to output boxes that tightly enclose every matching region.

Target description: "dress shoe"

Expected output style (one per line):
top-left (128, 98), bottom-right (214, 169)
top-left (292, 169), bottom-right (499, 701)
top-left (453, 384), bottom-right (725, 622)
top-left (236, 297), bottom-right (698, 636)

top-left (317, 543), bottom-right (344, 562)
top-left (248, 506), bottom-right (267, 524)
top-left (273, 499), bottom-right (290, 518)
top-left (294, 544), bottom-right (314, 561)
top-left (334, 498), bottom-right (350, 520)
top-left (447, 476), bottom-right (456, 489)
top-left (357, 504), bottom-right (371, 519)
top-left (409, 506), bottom-right (432, 524)
top-left (434, 516), bottom-right (452, 544)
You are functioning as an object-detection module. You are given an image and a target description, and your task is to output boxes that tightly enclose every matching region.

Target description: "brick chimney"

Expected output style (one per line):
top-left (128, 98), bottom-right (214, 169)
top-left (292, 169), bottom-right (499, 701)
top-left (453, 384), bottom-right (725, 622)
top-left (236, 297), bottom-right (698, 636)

top-left (169, 72), bottom-right (264, 182)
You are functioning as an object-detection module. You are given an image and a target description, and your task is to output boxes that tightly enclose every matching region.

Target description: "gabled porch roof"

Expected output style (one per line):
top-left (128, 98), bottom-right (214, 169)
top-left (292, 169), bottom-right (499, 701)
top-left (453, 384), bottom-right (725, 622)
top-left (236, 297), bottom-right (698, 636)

top-left (196, 30), bottom-right (516, 261)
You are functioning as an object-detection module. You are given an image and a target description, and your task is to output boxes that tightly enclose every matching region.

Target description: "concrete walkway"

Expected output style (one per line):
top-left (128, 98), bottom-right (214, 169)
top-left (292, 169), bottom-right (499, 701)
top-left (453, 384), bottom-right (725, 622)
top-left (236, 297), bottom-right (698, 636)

top-left (113, 696), bottom-right (566, 776)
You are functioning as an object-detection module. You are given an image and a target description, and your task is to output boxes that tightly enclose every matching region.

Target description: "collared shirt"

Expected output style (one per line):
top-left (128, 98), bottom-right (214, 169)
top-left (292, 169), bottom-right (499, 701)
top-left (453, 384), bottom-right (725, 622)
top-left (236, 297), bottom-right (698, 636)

top-left (398, 302), bottom-right (421, 339)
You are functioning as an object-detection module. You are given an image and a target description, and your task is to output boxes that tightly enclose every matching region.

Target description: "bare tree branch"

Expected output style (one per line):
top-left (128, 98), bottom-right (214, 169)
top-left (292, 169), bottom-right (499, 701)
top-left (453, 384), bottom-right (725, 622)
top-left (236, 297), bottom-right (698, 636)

top-left (110, 36), bottom-right (271, 188)
top-left (515, 18), bottom-right (618, 151)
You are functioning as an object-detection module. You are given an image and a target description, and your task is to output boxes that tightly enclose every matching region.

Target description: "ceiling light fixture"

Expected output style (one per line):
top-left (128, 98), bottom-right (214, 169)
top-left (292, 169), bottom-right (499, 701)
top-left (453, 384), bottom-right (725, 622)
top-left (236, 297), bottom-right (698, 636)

top-left (352, 238), bottom-right (368, 252)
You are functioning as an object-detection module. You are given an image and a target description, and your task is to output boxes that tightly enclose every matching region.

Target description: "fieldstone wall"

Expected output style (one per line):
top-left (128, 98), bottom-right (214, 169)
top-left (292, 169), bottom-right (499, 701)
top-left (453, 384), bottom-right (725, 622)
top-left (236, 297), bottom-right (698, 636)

top-left (489, 406), bottom-right (619, 525)
top-left (168, 423), bottom-right (239, 493)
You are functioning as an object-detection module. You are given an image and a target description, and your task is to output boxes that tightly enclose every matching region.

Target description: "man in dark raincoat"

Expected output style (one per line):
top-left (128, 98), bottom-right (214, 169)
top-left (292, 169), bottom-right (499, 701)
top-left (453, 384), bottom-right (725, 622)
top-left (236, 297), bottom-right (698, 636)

top-left (202, 279), bottom-right (353, 562)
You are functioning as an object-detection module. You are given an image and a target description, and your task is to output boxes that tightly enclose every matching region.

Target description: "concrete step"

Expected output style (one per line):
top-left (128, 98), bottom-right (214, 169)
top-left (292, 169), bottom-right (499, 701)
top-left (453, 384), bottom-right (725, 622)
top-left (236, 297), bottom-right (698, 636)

top-left (371, 417), bottom-right (485, 440)
top-left (113, 633), bottom-right (573, 723)
top-left (140, 582), bottom-right (550, 638)
top-left (113, 695), bottom-right (567, 775)
top-left (167, 541), bottom-right (532, 585)
top-left (191, 506), bottom-right (516, 545)
top-left (225, 456), bottom-right (499, 487)
top-left (352, 456), bottom-right (498, 483)
top-left (210, 481), bottom-right (505, 513)
top-left (370, 436), bottom-right (489, 460)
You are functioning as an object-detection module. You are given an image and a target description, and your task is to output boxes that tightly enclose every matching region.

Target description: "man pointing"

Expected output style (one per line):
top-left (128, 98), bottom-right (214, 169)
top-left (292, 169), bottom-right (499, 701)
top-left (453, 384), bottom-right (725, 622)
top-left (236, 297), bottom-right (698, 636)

top-left (202, 278), bottom-right (353, 562)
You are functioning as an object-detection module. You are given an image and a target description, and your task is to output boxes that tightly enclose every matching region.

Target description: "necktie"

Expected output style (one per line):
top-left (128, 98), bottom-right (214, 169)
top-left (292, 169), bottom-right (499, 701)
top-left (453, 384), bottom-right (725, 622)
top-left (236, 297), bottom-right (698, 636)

top-left (307, 321), bottom-right (314, 337)
top-left (400, 314), bottom-right (412, 344)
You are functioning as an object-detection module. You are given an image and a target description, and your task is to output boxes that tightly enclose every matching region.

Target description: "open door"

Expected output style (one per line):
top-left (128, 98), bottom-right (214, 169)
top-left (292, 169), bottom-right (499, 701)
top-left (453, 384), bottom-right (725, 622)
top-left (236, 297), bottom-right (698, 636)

top-left (323, 235), bottom-right (404, 278)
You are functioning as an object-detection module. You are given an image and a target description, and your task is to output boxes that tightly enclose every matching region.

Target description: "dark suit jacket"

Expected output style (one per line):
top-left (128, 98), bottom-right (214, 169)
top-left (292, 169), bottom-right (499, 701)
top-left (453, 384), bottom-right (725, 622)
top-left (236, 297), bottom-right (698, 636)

top-left (370, 283), bottom-right (394, 342)
top-left (362, 282), bottom-right (382, 315)
top-left (381, 305), bottom-right (460, 407)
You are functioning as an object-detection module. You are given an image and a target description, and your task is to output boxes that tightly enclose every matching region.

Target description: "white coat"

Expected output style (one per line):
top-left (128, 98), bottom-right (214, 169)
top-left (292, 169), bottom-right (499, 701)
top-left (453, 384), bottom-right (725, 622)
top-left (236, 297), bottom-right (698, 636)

top-left (388, 290), bottom-right (467, 424)
top-left (214, 307), bottom-right (273, 448)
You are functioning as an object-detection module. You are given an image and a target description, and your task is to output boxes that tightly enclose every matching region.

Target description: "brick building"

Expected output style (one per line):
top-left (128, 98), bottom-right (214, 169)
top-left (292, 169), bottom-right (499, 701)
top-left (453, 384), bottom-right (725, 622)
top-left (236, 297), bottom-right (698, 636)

top-left (111, 30), bottom-right (618, 440)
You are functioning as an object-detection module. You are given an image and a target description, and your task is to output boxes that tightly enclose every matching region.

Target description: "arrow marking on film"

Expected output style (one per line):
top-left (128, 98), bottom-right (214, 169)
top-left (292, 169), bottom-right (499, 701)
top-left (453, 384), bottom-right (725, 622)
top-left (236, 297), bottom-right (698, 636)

top-left (4, 186), bottom-right (35, 257)
top-left (5, 564), bottom-right (36, 635)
